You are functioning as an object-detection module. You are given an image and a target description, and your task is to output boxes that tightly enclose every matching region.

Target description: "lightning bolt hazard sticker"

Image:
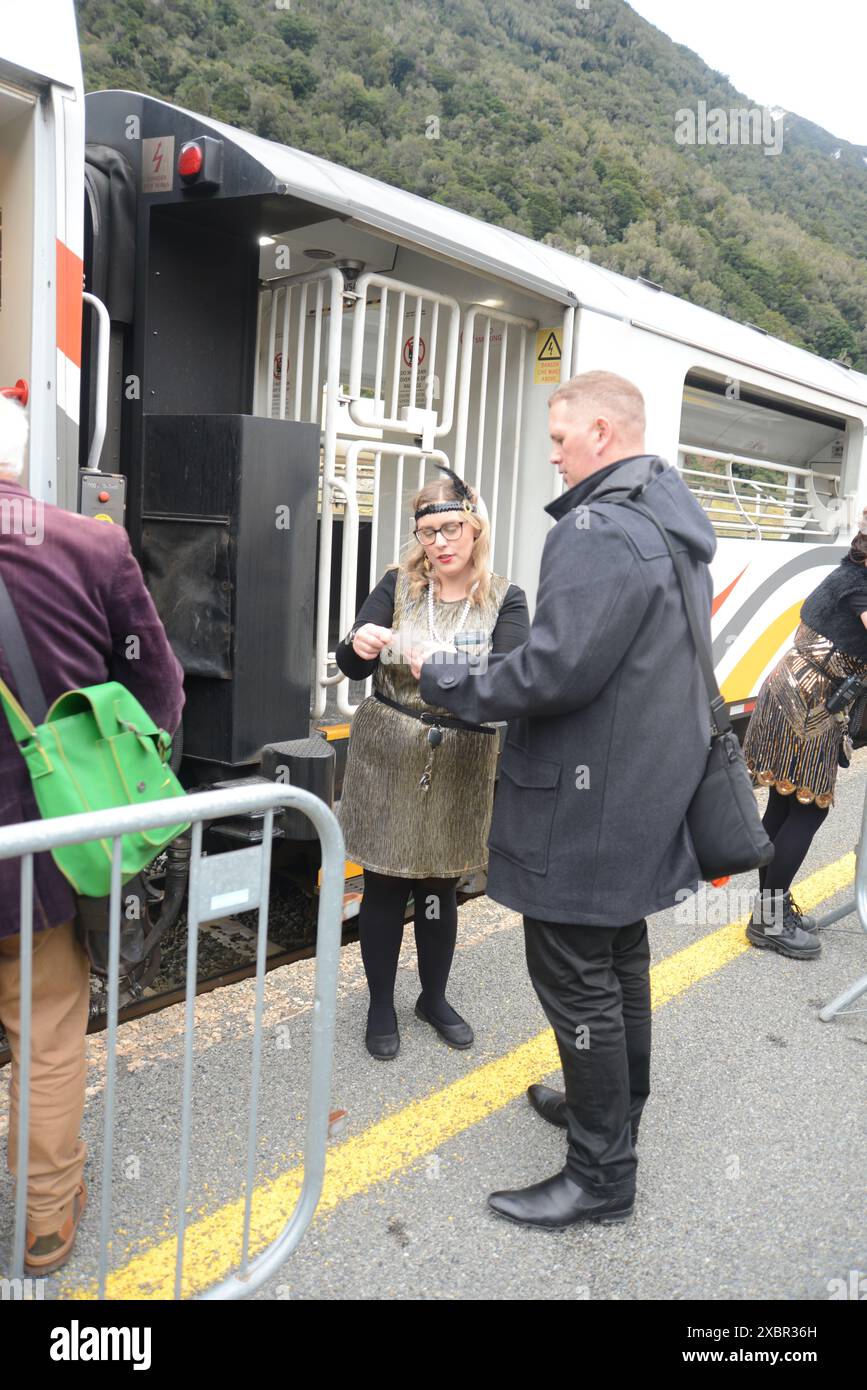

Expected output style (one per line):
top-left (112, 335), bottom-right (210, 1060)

top-left (142, 136), bottom-right (175, 194)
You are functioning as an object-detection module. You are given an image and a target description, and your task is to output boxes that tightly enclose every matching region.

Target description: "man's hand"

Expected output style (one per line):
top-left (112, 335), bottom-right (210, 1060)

top-left (408, 640), bottom-right (452, 680)
top-left (351, 623), bottom-right (394, 660)
top-left (408, 646), bottom-right (425, 681)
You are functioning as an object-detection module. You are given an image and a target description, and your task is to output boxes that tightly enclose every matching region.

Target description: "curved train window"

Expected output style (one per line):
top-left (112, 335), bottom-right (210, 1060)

top-left (678, 371), bottom-right (851, 542)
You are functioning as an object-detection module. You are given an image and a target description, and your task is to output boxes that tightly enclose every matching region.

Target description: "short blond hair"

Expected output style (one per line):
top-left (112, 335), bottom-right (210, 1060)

top-left (548, 371), bottom-right (646, 437)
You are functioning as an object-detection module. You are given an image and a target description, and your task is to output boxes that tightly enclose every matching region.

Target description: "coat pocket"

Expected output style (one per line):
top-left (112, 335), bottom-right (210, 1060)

top-left (488, 742), bottom-right (561, 875)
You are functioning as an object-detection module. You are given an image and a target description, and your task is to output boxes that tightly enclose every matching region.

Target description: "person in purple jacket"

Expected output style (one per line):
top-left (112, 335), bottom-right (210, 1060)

top-left (0, 396), bottom-right (185, 1275)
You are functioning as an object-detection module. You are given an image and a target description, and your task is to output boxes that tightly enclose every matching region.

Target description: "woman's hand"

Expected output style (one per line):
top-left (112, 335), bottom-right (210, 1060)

top-left (351, 623), bottom-right (394, 661)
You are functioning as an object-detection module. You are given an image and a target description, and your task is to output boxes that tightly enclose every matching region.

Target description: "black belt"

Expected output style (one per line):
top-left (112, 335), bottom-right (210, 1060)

top-left (373, 691), bottom-right (496, 736)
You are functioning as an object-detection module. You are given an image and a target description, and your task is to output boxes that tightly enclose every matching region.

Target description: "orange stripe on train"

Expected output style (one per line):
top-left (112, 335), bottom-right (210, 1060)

top-left (711, 565), bottom-right (748, 617)
top-left (56, 240), bottom-right (83, 369)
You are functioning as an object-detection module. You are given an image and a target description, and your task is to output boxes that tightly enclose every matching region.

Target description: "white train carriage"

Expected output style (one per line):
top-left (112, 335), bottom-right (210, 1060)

top-left (241, 122), bottom-right (867, 729)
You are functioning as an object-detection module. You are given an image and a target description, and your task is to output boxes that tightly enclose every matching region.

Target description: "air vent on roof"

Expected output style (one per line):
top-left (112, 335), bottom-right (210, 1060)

top-left (636, 276), bottom-right (663, 291)
top-left (745, 322), bottom-right (769, 335)
top-left (831, 357), bottom-right (852, 370)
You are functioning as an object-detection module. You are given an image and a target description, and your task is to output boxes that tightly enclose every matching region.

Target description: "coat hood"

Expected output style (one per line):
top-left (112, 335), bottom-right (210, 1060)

top-left (547, 455), bottom-right (717, 564)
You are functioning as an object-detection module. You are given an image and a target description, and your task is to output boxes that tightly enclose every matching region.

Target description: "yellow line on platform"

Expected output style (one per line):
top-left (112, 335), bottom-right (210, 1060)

top-left (63, 852), bottom-right (856, 1301)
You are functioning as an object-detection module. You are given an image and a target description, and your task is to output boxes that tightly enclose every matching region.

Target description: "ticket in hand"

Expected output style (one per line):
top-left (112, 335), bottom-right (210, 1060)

top-left (382, 628), bottom-right (457, 663)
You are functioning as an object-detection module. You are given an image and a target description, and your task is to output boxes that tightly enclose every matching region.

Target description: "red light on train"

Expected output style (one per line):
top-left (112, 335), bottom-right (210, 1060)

top-left (178, 143), bottom-right (203, 179)
top-left (177, 136), bottom-right (222, 191)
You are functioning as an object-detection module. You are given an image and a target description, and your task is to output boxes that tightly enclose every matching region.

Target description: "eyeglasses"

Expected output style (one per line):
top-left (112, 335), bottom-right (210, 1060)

top-left (414, 519), bottom-right (467, 545)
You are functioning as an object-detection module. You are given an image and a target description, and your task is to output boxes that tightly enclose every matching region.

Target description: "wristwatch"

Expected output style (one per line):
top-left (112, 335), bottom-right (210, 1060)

top-left (343, 621), bottom-right (365, 650)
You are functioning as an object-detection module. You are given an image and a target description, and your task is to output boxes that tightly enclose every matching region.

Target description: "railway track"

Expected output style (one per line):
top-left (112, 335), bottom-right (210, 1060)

top-left (0, 873), bottom-right (484, 1065)
top-left (0, 882), bottom-right (360, 1066)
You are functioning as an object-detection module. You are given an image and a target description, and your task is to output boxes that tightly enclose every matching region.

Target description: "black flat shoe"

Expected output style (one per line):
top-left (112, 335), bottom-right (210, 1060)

top-left (527, 1084), bottom-right (568, 1128)
top-left (487, 1169), bottom-right (634, 1229)
top-left (414, 994), bottom-right (473, 1049)
top-left (365, 1010), bottom-right (400, 1059)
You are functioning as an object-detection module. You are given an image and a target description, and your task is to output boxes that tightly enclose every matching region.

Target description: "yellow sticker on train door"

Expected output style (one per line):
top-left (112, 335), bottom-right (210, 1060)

top-left (535, 328), bottom-right (562, 384)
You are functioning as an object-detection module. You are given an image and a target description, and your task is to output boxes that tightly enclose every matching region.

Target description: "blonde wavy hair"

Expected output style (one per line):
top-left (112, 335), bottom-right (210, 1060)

top-left (391, 477), bottom-right (492, 606)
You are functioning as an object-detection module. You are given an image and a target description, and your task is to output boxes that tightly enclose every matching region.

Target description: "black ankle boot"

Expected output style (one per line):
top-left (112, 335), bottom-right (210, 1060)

top-left (488, 1169), bottom-right (634, 1229)
top-left (527, 1084), bottom-right (568, 1128)
top-left (527, 1086), bottom-right (640, 1145)
top-left (747, 891), bottom-right (820, 960)
top-left (783, 892), bottom-right (818, 934)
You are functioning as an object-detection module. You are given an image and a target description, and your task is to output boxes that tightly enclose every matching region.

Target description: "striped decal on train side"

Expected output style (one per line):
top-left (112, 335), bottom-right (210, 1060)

top-left (711, 546), bottom-right (847, 665)
top-left (712, 545), bottom-right (848, 707)
top-left (719, 599), bottom-right (804, 703)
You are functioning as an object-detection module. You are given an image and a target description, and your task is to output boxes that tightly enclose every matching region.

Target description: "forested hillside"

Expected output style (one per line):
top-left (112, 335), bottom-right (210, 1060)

top-left (75, 0), bottom-right (867, 369)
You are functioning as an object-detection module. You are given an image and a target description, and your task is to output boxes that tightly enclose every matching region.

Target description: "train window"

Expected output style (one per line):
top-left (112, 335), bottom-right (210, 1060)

top-left (678, 370), bottom-right (852, 542)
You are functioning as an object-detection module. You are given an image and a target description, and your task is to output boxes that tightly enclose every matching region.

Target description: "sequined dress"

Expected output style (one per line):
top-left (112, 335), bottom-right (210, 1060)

top-left (338, 570), bottom-right (510, 876)
top-left (743, 622), bottom-right (867, 807)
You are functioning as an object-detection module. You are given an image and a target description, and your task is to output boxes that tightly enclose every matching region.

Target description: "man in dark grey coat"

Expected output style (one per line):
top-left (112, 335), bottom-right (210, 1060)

top-left (412, 370), bottom-right (716, 1228)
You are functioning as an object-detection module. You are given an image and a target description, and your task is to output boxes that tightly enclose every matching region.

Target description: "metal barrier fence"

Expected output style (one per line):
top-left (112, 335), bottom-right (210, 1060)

top-left (815, 784), bottom-right (867, 1022)
top-left (0, 783), bottom-right (345, 1299)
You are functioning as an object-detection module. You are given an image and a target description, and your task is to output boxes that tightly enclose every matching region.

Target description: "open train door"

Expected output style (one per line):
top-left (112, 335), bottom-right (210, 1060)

top-left (253, 264), bottom-right (543, 723)
top-left (0, 0), bottom-right (84, 509)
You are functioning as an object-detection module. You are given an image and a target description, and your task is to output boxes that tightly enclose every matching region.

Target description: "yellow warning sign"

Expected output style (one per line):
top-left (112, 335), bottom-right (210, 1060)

top-left (534, 328), bottom-right (562, 384)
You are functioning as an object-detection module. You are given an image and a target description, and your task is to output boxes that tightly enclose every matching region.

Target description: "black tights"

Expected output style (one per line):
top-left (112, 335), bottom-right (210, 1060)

top-left (759, 787), bottom-right (829, 896)
top-left (358, 870), bottom-right (461, 1033)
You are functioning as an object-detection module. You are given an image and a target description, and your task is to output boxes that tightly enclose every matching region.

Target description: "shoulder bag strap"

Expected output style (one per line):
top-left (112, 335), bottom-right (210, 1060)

top-left (617, 491), bottom-right (730, 737)
top-left (0, 568), bottom-right (49, 724)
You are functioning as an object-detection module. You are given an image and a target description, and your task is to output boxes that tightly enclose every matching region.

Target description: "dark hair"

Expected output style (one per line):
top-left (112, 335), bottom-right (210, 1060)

top-left (849, 509), bottom-right (867, 564)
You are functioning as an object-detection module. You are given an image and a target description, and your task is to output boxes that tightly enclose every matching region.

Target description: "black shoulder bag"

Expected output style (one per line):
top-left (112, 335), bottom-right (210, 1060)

top-left (619, 496), bottom-right (774, 882)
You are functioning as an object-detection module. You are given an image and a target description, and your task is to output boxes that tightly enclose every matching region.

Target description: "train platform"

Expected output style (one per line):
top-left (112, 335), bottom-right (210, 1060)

top-left (1, 764), bottom-right (865, 1303)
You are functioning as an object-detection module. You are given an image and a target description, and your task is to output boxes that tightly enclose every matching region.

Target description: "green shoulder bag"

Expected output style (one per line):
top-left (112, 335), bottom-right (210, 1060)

top-left (0, 676), bottom-right (189, 897)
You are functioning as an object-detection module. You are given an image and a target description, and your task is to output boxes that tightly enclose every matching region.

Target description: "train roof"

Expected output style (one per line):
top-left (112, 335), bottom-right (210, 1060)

top-left (92, 91), bottom-right (867, 414)
top-left (1, 0), bottom-right (83, 90)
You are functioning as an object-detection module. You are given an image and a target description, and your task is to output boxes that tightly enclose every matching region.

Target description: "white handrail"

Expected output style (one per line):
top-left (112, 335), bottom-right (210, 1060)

top-left (678, 444), bottom-right (839, 485)
top-left (82, 292), bottom-right (110, 473)
top-left (677, 442), bottom-right (844, 540)
top-left (333, 441), bottom-right (451, 718)
top-left (347, 272), bottom-right (461, 438)
top-left (311, 270), bottom-right (347, 719)
top-left (454, 303), bottom-right (536, 571)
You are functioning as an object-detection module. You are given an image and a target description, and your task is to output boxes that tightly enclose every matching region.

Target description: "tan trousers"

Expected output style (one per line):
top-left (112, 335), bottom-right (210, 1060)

top-left (0, 921), bottom-right (89, 1233)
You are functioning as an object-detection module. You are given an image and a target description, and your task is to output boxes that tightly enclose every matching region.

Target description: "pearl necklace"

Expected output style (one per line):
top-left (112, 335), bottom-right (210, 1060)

top-left (427, 581), bottom-right (472, 642)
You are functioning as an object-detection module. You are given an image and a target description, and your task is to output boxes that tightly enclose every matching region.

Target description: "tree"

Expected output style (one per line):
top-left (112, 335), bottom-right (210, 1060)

top-left (276, 12), bottom-right (317, 55)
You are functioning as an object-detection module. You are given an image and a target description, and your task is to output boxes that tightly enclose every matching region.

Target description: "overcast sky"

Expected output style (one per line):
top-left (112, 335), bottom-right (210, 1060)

top-left (627, 0), bottom-right (867, 146)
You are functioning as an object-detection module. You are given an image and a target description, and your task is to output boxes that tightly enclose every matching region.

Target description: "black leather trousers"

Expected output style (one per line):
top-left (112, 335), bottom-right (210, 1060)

top-left (523, 915), bottom-right (651, 1197)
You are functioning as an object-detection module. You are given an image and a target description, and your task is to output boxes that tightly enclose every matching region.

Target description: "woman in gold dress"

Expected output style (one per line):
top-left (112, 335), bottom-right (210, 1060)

top-left (335, 468), bottom-right (529, 1057)
top-left (743, 513), bottom-right (867, 959)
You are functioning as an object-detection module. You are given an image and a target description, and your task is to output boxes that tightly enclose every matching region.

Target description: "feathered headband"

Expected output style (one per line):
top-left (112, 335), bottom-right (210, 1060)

top-left (415, 464), bottom-right (484, 522)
